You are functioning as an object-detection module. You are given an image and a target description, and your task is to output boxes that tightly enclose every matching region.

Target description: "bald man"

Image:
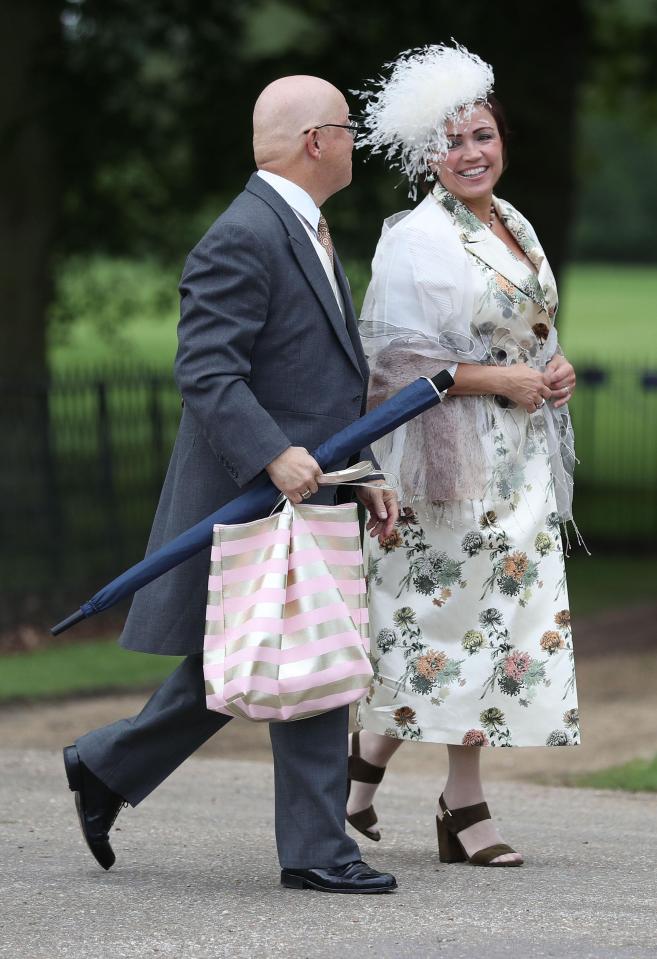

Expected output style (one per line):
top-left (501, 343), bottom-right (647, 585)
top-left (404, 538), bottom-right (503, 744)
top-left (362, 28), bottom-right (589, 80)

top-left (63, 76), bottom-right (398, 894)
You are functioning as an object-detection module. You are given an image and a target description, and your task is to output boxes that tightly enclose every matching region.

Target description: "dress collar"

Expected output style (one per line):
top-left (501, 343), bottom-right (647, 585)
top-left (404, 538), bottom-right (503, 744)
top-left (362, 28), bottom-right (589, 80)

top-left (432, 183), bottom-right (557, 318)
top-left (257, 170), bottom-right (321, 232)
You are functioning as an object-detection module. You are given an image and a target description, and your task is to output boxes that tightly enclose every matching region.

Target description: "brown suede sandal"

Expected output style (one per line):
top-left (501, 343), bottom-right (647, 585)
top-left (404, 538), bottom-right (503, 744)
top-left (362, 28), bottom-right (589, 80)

top-left (436, 793), bottom-right (523, 867)
top-left (346, 731), bottom-right (386, 842)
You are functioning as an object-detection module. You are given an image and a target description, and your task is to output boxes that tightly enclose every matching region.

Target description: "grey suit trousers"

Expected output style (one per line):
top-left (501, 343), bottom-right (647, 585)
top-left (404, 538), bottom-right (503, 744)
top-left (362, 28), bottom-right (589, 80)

top-left (76, 655), bottom-right (361, 869)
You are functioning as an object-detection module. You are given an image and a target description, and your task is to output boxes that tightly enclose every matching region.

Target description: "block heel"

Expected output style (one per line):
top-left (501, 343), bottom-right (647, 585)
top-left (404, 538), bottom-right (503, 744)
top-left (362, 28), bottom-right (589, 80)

top-left (436, 793), bottom-right (523, 867)
top-left (436, 814), bottom-right (467, 863)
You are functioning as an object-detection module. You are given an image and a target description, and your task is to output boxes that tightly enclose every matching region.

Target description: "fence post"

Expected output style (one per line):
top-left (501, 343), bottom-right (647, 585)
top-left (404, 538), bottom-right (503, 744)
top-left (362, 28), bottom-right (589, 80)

top-left (96, 380), bottom-right (123, 567)
top-left (37, 383), bottom-right (63, 575)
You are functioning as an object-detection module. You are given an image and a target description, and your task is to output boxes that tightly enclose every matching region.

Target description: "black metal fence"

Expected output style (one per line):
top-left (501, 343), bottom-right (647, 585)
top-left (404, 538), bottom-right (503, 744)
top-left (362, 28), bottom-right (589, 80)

top-left (1, 361), bottom-right (656, 628)
top-left (572, 361), bottom-right (657, 544)
top-left (1, 370), bottom-right (182, 628)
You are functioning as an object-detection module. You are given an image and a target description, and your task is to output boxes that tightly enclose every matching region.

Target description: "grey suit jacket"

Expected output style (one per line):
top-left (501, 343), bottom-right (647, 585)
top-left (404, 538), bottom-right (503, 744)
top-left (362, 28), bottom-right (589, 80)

top-left (120, 173), bottom-right (372, 656)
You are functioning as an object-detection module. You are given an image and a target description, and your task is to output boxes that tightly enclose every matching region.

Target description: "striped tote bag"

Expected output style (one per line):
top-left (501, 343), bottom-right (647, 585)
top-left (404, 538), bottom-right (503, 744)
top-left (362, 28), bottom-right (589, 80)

top-left (203, 499), bottom-right (372, 721)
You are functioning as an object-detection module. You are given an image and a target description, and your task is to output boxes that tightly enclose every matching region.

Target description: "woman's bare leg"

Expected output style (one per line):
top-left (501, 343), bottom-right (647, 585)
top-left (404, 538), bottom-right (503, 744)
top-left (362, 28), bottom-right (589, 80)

top-left (441, 745), bottom-right (522, 864)
top-left (346, 730), bottom-right (402, 818)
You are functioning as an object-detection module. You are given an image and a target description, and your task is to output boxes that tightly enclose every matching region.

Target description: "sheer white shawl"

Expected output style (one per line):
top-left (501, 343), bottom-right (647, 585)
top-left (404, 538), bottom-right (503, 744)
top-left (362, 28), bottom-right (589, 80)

top-left (360, 191), bottom-right (576, 521)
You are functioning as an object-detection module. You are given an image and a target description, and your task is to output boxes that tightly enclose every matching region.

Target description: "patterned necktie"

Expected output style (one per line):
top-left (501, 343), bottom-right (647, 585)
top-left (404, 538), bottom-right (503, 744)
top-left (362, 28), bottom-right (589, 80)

top-left (317, 214), bottom-right (334, 269)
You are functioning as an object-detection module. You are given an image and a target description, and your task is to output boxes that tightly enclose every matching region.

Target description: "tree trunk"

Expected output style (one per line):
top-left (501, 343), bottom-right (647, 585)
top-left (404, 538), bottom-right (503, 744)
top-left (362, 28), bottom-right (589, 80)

top-left (0, 3), bottom-right (64, 629)
top-left (0, 1), bottom-right (62, 383)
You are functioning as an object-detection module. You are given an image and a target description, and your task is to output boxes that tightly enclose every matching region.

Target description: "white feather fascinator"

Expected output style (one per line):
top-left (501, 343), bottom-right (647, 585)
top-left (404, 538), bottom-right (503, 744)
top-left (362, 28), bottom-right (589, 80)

top-left (355, 43), bottom-right (494, 194)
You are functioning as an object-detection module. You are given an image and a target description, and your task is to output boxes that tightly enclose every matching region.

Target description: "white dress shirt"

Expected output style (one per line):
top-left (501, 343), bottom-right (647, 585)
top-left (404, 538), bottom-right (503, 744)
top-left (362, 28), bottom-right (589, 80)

top-left (257, 170), bottom-right (345, 316)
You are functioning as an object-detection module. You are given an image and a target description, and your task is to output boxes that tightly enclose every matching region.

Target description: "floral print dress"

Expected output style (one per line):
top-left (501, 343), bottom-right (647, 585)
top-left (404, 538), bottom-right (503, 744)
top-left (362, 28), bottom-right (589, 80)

top-left (358, 188), bottom-right (579, 748)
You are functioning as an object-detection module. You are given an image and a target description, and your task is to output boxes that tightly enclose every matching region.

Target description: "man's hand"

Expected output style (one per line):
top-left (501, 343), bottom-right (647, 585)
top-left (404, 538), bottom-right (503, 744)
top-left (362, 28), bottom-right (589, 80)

top-left (544, 354), bottom-right (576, 410)
top-left (265, 447), bottom-right (322, 504)
top-left (357, 483), bottom-right (399, 540)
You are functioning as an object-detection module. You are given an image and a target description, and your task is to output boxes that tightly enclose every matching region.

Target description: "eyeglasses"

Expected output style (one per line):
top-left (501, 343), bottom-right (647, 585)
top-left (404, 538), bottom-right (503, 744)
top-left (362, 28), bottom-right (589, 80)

top-left (302, 118), bottom-right (362, 136)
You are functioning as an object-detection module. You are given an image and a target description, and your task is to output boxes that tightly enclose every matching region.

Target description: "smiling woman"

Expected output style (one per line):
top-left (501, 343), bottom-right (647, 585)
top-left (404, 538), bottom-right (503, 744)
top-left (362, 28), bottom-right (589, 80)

top-left (436, 106), bottom-right (504, 204)
top-left (440, 95), bottom-right (509, 191)
top-left (348, 41), bottom-right (582, 870)
top-left (434, 102), bottom-right (535, 272)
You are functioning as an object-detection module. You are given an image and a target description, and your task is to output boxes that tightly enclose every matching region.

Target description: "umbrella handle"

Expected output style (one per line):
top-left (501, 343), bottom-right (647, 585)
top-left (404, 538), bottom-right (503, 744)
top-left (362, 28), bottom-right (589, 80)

top-left (428, 369), bottom-right (455, 394)
top-left (51, 609), bottom-right (86, 636)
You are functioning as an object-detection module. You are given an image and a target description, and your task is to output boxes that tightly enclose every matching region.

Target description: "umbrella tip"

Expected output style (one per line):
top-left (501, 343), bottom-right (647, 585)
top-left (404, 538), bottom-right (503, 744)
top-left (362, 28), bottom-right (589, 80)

top-left (51, 609), bottom-right (86, 636)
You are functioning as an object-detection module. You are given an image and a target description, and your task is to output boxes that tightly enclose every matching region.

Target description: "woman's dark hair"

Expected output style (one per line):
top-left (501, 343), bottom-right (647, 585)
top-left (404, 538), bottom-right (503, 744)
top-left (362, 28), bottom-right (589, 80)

top-left (418, 94), bottom-right (511, 196)
top-left (485, 94), bottom-right (510, 168)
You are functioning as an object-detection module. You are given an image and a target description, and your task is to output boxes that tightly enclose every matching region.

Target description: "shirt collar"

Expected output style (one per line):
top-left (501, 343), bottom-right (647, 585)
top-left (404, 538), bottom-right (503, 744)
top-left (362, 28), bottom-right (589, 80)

top-left (257, 170), bottom-right (321, 232)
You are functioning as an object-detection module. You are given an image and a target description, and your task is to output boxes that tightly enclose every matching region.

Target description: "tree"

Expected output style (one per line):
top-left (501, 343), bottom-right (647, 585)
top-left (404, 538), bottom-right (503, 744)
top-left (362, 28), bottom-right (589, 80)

top-left (571, 0), bottom-right (657, 261)
top-left (3, 0), bottom-right (633, 380)
top-left (284, 0), bottom-right (590, 273)
top-left (0, 1), bottom-right (64, 382)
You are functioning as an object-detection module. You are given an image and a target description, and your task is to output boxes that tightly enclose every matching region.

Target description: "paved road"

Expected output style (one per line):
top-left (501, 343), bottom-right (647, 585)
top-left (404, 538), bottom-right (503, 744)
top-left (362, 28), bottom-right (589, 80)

top-left (1, 748), bottom-right (655, 959)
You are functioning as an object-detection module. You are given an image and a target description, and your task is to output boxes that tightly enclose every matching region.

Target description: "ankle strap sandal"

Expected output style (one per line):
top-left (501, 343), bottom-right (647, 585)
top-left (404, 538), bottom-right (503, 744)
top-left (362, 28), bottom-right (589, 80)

top-left (346, 731), bottom-right (386, 842)
top-left (436, 793), bottom-right (523, 867)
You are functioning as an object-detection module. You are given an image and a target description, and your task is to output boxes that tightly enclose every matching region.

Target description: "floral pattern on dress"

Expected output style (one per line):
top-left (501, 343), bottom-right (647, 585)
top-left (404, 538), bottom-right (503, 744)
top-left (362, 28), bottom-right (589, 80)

top-left (358, 187), bottom-right (578, 748)
top-left (459, 508), bottom-right (549, 609)
top-left (546, 705), bottom-right (580, 746)
top-left (359, 496), bottom-right (579, 746)
top-left (396, 513), bottom-right (466, 599)
top-left (369, 604), bottom-right (466, 742)
top-left (472, 607), bottom-right (548, 704)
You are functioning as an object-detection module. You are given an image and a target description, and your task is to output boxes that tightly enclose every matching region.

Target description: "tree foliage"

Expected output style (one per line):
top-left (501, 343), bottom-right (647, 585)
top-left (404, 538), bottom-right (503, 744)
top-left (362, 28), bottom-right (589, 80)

top-left (56, 0), bottom-right (590, 270)
top-left (571, 0), bottom-right (657, 261)
top-left (3, 0), bottom-right (657, 379)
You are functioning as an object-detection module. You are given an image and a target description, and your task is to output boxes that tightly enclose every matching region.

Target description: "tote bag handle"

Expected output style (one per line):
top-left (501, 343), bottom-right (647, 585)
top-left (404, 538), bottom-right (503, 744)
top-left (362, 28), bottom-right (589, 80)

top-left (269, 460), bottom-right (397, 514)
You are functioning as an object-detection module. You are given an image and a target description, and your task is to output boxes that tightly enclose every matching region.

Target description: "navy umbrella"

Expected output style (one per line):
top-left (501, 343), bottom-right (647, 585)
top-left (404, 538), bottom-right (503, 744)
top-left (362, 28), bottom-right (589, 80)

top-left (51, 370), bottom-right (453, 635)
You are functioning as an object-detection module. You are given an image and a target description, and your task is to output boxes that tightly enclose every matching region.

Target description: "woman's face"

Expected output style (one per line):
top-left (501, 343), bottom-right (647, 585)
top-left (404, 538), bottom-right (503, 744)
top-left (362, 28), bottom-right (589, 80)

top-left (435, 105), bottom-right (504, 202)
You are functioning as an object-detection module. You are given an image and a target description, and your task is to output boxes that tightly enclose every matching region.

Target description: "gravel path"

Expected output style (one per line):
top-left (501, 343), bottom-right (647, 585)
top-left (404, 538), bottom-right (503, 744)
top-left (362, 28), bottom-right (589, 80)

top-left (2, 748), bottom-right (656, 959)
top-left (2, 604), bottom-right (656, 957)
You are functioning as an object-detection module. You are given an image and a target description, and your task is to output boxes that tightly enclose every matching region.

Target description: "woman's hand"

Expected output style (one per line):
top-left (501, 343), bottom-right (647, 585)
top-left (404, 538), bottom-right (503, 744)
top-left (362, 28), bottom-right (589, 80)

top-left (500, 364), bottom-right (553, 413)
top-left (357, 483), bottom-right (399, 539)
top-left (544, 355), bottom-right (576, 409)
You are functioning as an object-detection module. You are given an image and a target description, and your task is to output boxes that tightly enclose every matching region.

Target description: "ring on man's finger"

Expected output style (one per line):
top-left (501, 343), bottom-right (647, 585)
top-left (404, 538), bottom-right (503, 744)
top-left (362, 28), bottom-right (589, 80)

top-left (301, 489), bottom-right (312, 499)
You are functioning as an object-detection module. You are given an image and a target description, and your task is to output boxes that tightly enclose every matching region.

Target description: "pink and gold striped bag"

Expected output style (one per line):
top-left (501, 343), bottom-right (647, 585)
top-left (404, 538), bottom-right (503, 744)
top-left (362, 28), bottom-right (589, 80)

top-left (203, 499), bottom-right (372, 722)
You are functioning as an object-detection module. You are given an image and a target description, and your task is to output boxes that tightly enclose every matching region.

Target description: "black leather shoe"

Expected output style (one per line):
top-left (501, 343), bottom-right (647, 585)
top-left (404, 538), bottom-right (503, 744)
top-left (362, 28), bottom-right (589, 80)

top-left (63, 744), bottom-right (126, 871)
top-left (281, 860), bottom-right (397, 894)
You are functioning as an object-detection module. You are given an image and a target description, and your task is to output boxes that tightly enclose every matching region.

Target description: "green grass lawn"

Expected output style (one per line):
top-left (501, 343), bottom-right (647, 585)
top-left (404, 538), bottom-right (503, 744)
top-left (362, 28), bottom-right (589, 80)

top-left (572, 755), bottom-right (657, 793)
top-left (558, 264), bottom-right (657, 362)
top-left (1, 554), bottom-right (654, 704)
top-left (49, 260), bottom-right (657, 373)
top-left (0, 639), bottom-right (181, 703)
top-left (49, 255), bottom-right (180, 371)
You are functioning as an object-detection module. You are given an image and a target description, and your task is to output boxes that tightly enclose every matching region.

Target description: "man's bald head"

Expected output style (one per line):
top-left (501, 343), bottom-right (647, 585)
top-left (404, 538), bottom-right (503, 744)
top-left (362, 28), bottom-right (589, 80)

top-left (253, 75), bottom-right (346, 169)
